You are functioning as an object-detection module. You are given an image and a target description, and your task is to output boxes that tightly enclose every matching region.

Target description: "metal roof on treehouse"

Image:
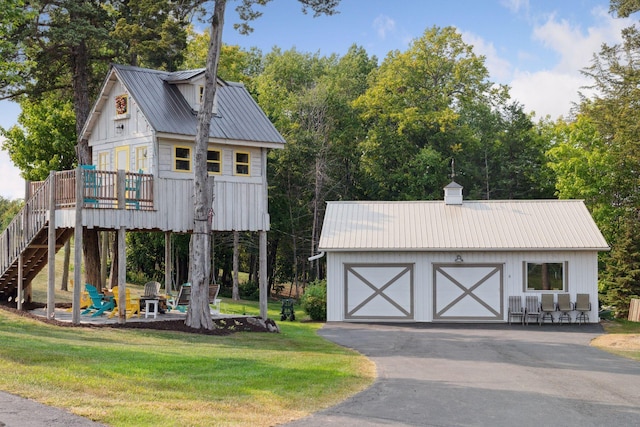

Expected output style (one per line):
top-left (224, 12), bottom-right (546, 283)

top-left (80, 64), bottom-right (285, 146)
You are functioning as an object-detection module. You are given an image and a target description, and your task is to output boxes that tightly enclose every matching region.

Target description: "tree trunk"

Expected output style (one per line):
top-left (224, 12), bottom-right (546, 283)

top-left (186, 0), bottom-right (226, 329)
top-left (70, 36), bottom-right (101, 291)
top-left (109, 233), bottom-right (119, 289)
top-left (61, 239), bottom-right (71, 291)
top-left (232, 230), bottom-right (240, 300)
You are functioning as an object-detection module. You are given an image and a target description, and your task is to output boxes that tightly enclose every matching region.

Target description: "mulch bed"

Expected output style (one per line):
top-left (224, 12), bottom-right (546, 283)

top-left (0, 301), bottom-right (278, 335)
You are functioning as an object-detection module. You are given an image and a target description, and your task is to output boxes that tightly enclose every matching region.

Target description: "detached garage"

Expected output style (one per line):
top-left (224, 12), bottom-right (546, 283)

top-left (318, 183), bottom-right (610, 323)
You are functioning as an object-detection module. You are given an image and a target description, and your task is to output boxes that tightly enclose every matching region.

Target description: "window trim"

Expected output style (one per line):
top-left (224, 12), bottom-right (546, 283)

top-left (523, 261), bottom-right (568, 292)
top-left (115, 93), bottom-right (129, 118)
top-left (207, 148), bottom-right (222, 175)
top-left (174, 145), bottom-right (192, 172)
top-left (234, 151), bottom-right (250, 176)
top-left (135, 146), bottom-right (147, 172)
top-left (98, 152), bottom-right (109, 171)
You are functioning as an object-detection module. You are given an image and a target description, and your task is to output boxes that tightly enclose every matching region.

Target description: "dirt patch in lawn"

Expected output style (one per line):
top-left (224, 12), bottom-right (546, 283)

top-left (591, 334), bottom-right (640, 351)
top-left (0, 301), bottom-right (279, 335)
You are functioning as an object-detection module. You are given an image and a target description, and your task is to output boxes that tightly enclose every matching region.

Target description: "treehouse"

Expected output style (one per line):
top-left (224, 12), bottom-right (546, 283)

top-left (0, 64), bottom-right (285, 319)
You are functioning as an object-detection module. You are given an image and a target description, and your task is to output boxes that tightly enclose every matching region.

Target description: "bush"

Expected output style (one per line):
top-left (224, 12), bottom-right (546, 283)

top-left (301, 279), bottom-right (327, 321)
top-left (239, 281), bottom-right (260, 301)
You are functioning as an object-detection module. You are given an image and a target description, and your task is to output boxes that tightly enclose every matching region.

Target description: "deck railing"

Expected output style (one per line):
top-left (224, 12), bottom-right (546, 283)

top-left (1, 169), bottom-right (154, 276)
top-left (30, 169), bottom-right (154, 211)
top-left (0, 173), bottom-right (50, 274)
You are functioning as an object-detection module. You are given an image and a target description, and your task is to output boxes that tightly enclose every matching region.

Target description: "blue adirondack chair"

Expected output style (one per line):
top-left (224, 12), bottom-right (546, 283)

top-left (81, 284), bottom-right (115, 317)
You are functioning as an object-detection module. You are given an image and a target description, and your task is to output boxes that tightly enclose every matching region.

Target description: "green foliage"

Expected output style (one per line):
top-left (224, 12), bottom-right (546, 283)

top-left (601, 210), bottom-right (640, 318)
top-left (239, 280), bottom-right (260, 300)
top-left (353, 26), bottom-right (510, 200)
top-left (1, 93), bottom-right (76, 180)
top-left (301, 279), bottom-right (327, 321)
top-left (0, 196), bottom-right (23, 232)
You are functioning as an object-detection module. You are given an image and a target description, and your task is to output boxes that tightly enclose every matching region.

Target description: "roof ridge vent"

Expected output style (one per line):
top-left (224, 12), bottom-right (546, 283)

top-left (444, 181), bottom-right (463, 205)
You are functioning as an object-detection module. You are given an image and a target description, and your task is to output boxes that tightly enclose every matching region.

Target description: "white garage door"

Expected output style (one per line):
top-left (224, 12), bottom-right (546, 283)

top-left (433, 264), bottom-right (503, 321)
top-left (344, 263), bottom-right (414, 320)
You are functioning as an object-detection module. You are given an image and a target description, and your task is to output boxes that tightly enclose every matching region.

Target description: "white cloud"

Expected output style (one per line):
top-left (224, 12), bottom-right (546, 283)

top-left (462, 32), bottom-right (512, 82)
top-left (507, 7), bottom-right (633, 119)
top-left (509, 70), bottom-right (589, 119)
top-left (0, 136), bottom-right (25, 200)
top-left (532, 8), bottom-right (629, 73)
top-left (373, 14), bottom-right (396, 39)
top-left (501, 0), bottom-right (530, 14)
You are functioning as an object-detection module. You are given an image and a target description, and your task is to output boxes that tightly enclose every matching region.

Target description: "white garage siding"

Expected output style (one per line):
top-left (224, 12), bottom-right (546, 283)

top-left (326, 250), bottom-right (600, 323)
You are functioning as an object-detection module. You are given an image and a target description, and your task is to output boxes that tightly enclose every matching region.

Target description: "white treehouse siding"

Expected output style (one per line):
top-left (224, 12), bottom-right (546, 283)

top-left (325, 250), bottom-right (600, 322)
top-left (87, 80), bottom-right (153, 145)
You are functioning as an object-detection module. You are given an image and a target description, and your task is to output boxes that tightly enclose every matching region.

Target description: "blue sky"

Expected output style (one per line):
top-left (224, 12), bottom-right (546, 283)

top-left (0, 0), bottom-right (634, 199)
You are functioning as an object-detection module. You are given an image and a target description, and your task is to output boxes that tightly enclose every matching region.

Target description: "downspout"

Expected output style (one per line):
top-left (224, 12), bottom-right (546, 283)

top-left (308, 251), bottom-right (325, 261)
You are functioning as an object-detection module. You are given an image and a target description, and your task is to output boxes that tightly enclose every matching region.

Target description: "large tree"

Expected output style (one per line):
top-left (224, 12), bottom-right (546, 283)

top-left (0, 0), bottom-right (200, 289)
top-left (187, 0), bottom-right (340, 328)
top-left (353, 26), bottom-right (508, 201)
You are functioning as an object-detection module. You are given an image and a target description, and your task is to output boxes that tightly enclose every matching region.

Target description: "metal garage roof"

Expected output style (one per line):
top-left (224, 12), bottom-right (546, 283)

top-left (318, 200), bottom-right (610, 252)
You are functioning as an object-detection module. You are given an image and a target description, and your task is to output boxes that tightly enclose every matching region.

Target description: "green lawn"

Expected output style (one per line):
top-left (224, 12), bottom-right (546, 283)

top-left (0, 298), bottom-right (375, 426)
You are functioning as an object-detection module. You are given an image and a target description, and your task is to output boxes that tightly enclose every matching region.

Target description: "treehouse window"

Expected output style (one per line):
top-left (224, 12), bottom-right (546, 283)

top-left (174, 146), bottom-right (191, 172)
top-left (524, 262), bottom-right (566, 292)
top-left (207, 149), bottom-right (221, 174)
top-left (136, 146), bottom-right (147, 172)
top-left (98, 152), bottom-right (109, 171)
top-left (235, 152), bottom-right (250, 176)
top-left (115, 94), bottom-right (128, 116)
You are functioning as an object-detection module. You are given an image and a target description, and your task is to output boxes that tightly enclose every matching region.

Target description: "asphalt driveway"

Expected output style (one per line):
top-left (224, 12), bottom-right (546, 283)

top-left (283, 322), bottom-right (640, 427)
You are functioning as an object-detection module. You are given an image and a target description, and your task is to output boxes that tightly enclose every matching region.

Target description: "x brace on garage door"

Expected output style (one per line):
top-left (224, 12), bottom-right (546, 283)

top-left (433, 264), bottom-right (503, 321)
top-left (344, 263), bottom-right (414, 320)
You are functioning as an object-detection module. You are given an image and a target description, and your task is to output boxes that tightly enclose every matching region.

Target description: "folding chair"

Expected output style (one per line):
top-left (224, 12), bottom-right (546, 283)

top-left (508, 296), bottom-right (525, 325)
top-left (525, 295), bottom-right (541, 325)
top-left (557, 293), bottom-right (573, 325)
top-left (540, 294), bottom-right (556, 324)
top-left (575, 293), bottom-right (591, 325)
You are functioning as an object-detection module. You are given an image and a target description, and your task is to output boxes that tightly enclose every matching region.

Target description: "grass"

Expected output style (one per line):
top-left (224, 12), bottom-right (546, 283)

top-left (3, 247), bottom-right (376, 426)
top-left (0, 298), bottom-right (375, 426)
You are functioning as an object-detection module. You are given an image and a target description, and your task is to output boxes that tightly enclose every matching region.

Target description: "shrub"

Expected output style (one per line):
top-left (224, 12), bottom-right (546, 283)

top-left (301, 279), bottom-right (327, 321)
top-left (239, 281), bottom-right (260, 300)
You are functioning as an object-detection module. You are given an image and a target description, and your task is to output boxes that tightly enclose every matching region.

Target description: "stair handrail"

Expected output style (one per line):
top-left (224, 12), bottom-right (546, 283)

top-left (0, 174), bottom-right (52, 275)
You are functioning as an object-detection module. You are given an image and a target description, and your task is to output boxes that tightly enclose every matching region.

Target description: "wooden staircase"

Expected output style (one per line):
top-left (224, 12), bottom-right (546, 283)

top-left (0, 174), bottom-right (73, 302)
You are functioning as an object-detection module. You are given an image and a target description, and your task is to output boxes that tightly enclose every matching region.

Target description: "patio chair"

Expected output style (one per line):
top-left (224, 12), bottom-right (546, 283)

top-left (556, 293), bottom-right (573, 325)
top-left (82, 164), bottom-right (101, 207)
top-left (168, 283), bottom-right (191, 312)
top-left (524, 295), bottom-right (541, 325)
top-left (541, 294), bottom-right (556, 324)
top-left (125, 169), bottom-right (143, 210)
top-left (508, 296), bottom-right (525, 325)
top-left (575, 293), bottom-right (591, 325)
top-left (108, 286), bottom-right (140, 319)
top-left (81, 284), bottom-right (115, 317)
top-left (209, 284), bottom-right (221, 315)
top-left (142, 281), bottom-right (161, 299)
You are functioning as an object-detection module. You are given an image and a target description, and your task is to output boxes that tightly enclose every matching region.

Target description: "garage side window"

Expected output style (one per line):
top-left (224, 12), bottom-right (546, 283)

top-left (525, 262), bottom-right (566, 291)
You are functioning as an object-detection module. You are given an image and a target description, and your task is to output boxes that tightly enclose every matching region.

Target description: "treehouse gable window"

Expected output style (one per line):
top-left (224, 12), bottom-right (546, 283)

top-left (115, 94), bottom-right (129, 117)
